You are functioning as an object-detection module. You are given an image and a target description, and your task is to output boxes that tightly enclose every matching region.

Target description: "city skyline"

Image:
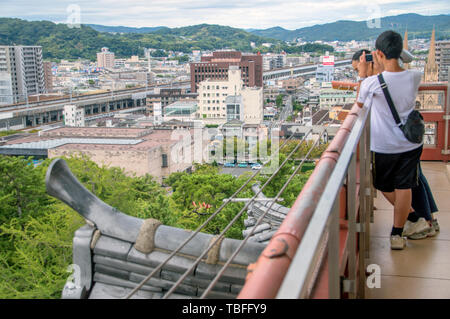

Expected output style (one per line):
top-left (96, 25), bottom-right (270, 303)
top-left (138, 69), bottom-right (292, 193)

top-left (0, 0), bottom-right (449, 30)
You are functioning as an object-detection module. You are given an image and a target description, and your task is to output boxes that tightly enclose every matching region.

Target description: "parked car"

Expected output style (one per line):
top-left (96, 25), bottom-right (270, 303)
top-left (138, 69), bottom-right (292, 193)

top-left (224, 162), bottom-right (235, 167)
top-left (251, 164), bottom-right (262, 170)
top-left (238, 162), bottom-right (248, 168)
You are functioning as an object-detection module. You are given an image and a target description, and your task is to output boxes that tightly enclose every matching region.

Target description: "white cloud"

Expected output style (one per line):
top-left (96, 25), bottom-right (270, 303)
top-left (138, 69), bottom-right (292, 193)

top-left (0, 0), bottom-right (448, 29)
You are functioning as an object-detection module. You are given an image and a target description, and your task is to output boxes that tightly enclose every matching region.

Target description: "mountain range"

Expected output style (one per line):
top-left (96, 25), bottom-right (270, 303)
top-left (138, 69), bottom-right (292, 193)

top-left (86, 13), bottom-right (450, 42)
top-left (248, 13), bottom-right (450, 41)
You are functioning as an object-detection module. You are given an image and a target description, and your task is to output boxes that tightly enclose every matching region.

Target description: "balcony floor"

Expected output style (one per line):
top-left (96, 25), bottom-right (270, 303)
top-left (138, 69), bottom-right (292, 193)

top-left (366, 161), bottom-right (450, 299)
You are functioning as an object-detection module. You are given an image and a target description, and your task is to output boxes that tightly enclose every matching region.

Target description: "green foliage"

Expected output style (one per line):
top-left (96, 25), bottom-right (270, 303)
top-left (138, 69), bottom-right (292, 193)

top-left (0, 130), bottom-right (21, 137)
top-left (0, 18), bottom-right (283, 60)
top-left (0, 148), bottom-right (321, 298)
top-left (276, 94), bottom-right (284, 108)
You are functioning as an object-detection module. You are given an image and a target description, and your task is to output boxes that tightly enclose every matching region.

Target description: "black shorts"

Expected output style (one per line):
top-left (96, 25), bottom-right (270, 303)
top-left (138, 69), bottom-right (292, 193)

top-left (372, 145), bottom-right (423, 193)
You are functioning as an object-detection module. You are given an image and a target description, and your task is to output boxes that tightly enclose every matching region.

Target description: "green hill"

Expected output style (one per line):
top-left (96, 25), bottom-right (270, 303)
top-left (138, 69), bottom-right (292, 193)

top-left (0, 18), bottom-right (282, 61)
top-left (250, 14), bottom-right (450, 41)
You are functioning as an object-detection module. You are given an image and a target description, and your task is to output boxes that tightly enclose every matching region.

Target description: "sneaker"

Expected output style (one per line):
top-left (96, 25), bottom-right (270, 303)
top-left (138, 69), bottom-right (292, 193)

top-left (402, 218), bottom-right (430, 239)
top-left (391, 235), bottom-right (406, 250)
top-left (409, 222), bottom-right (436, 239)
top-left (432, 219), bottom-right (440, 232)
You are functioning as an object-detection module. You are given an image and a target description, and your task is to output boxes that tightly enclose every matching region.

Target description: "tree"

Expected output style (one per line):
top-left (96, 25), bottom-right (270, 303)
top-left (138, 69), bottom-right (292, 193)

top-left (276, 94), bottom-right (284, 108)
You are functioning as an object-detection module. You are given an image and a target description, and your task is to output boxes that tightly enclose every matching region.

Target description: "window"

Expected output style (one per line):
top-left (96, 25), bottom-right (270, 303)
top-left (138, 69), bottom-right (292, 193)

top-left (162, 154), bottom-right (168, 168)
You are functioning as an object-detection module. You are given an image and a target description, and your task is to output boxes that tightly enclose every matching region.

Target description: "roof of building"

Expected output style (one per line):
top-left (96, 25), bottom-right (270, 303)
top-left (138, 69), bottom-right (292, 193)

top-left (45, 158), bottom-right (267, 299)
top-left (0, 127), bottom-right (186, 154)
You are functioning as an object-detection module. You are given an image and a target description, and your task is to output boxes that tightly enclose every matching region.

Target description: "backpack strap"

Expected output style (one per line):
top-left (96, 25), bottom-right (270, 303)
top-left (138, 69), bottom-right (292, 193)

top-left (377, 73), bottom-right (402, 127)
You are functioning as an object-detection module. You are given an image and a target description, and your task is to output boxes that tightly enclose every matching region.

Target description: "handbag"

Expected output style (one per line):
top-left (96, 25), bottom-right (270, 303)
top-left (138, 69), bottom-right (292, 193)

top-left (377, 74), bottom-right (424, 144)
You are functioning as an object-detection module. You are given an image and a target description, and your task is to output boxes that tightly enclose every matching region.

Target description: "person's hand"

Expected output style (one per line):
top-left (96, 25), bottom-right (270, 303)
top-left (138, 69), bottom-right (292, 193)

top-left (371, 50), bottom-right (384, 75)
top-left (358, 51), bottom-right (373, 78)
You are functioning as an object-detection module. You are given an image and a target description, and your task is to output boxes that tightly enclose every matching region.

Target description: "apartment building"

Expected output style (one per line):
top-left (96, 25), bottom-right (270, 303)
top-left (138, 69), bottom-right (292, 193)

top-left (97, 47), bottom-right (115, 69)
top-left (63, 104), bottom-right (85, 127)
top-left (190, 51), bottom-right (263, 93)
top-left (436, 40), bottom-right (450, 82)
top-left (263, 53), bottom-right (286, 71)
top-left (0, 45), bottom-right (46, 105)
top-left (197, 66), bottom-right (263, 125)
top-left (43, 61), bottom-right (53, 92)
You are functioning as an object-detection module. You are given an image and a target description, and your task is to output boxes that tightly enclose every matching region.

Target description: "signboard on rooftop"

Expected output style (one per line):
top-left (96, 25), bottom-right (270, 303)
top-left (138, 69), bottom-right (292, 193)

top-left (323, 56), bottom-right (335, 66)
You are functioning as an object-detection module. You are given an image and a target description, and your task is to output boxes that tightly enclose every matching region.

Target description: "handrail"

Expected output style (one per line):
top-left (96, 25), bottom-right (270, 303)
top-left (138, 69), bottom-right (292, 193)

top-left (238, 103), bottom-right (368, 298)
top-left (277, 104), bottom-right (370, 298)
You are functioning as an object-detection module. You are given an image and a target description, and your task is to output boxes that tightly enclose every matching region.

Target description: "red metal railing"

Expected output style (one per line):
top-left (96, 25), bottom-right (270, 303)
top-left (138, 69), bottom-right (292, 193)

top-left (238, 81), bottom-right (449, 299)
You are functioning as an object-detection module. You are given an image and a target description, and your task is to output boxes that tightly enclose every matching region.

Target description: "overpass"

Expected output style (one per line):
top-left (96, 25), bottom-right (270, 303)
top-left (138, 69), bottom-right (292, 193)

top-left (0, 81), bottom-right (190, 131)
top-left (263, 59), bottom-right (352, 82)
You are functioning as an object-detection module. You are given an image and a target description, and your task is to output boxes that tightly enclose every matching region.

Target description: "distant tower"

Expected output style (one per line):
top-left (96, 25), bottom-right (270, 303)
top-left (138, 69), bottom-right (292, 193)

top-left (423, 27), bottom-right (438, 82)
top-left (416, 27), bottom-right (440, 110)
top-left (403, 29), bottom-right (409, 69)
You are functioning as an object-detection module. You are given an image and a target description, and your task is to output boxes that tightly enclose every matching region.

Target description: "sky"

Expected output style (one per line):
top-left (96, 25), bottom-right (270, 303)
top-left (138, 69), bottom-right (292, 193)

top-left (0, 0), bottom-right (449, 30)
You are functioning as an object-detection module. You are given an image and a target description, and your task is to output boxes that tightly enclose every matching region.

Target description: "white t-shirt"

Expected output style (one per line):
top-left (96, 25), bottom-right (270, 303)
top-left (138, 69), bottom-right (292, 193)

top-left (357, 70), bottom-right (423, 154)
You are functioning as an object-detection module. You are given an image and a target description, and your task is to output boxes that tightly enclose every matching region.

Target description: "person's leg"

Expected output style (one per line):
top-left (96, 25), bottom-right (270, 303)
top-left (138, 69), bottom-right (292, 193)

top-left (382, 191), bottom-right (414, 214)
top-left (393, 189), bottom-right (412, 228)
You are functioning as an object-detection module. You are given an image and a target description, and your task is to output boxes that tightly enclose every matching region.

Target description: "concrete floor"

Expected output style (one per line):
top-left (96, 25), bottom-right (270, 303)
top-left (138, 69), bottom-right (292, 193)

top-left (366, 161), bottom-right (450, 299)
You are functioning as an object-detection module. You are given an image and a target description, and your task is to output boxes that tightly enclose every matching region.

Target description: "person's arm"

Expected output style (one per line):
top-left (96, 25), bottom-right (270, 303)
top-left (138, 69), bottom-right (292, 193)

top-left (356, 75), bottom-right (371, 109)
top-left (371, 50), bottom-right (384, 75)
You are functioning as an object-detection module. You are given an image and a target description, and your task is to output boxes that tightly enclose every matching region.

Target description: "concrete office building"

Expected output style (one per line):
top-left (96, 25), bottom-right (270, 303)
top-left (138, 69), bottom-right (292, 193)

top-left (197, 66), bottom-right (263, 125)
top-left (0, 45), bottom-right (46, 105)
top-left (97, 47), bottom-right (115, 69)
top-left (63, 104), bottom-right (85, 127)
top-left (436, 40), bottom-right (450, 82)
top-left (146, 88), bottom-right (197, 116)
top-left (263, 53), bottom-right (286, 71)
top-left (190, 51), bottom-right (263, 93)
top-left (43, 61), bottom-right (53, 92)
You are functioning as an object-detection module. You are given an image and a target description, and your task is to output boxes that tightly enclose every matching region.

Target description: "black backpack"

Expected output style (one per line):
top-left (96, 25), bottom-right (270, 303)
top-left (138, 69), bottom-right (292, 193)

top-left (377, 73), bottom-right (424, 144)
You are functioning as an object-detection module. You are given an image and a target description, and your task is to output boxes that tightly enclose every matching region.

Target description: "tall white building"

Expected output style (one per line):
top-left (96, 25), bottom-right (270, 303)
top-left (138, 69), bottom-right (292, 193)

top-left (197, 66), bottom-right (263, 125)
top-left (263, 53), bottom-right (286, 71)
top-left (97, 47), bottom-right (115, 69)
top-left (63, 104), bottom-right (85, 127)
top-left (0, 45), bottom-right (46, 105)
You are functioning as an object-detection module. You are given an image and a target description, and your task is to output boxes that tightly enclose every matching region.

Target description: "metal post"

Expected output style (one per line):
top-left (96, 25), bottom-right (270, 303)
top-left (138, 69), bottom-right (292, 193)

top-left (328, 195), bottom-right (340, 299)
top-left (444, 66), bottom-right (450, 156)
top-left (358, 123), bottom-right (367, 299)
top-left (364, 114), bottom-right (371, 256)
top-left (346, 152), bottom-right (357, 298)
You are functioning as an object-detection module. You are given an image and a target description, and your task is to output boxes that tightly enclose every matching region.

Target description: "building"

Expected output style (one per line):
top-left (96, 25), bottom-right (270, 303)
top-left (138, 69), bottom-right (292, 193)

top-left (279, 78), bottom-right (304, 94)
top-left (197, 66), bottom-right (263, 125)
top-left (146, 88), bottom-right (197, 116)
top-left (417, 29), bottom-right (441, 110)
top-left (97, 47), bottom-right (115, 69)
top-left (0, 45), bottom-right (46, 105)
top-left (63, 104), bottom-right (85, 127)
top-left (43, 61), bottom-right (53, 92)
top-left (0, 127), bottom-right (194, 183)
top-left (190, 51), bottom-right (263, 93)
top-left (163, 100), bottom-right (198, 122)
top-left (436, 40), bottom-right (450, 82)
top-left (315, 55), bottom-right (335, 83)
top-left (319, 87), bottom-right (356, 109)
top-left (263, 53), bottom-right (286, 71)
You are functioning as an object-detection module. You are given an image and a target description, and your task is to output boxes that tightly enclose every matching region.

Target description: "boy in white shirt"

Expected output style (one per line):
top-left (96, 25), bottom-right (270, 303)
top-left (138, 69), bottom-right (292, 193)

top-left (356, 30), bottom-right (423, 250)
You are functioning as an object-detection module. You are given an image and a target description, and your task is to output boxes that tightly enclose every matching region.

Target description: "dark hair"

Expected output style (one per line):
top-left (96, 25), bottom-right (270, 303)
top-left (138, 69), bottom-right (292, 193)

top-left (375, 30), bottom-right (403, 59)
top-left (352, 49), bottom-right (371, 61)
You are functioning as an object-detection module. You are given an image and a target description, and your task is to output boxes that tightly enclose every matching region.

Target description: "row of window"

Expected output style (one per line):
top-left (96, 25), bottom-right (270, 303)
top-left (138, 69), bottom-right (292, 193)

top-left (203, 93), bottom-right (227, 97)
top-left (201, 100), bottom-right (225, 104)
top-left (203, 107), bottom-right (226, 111)
top-left (202, 85), bottom-right (228, 90)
